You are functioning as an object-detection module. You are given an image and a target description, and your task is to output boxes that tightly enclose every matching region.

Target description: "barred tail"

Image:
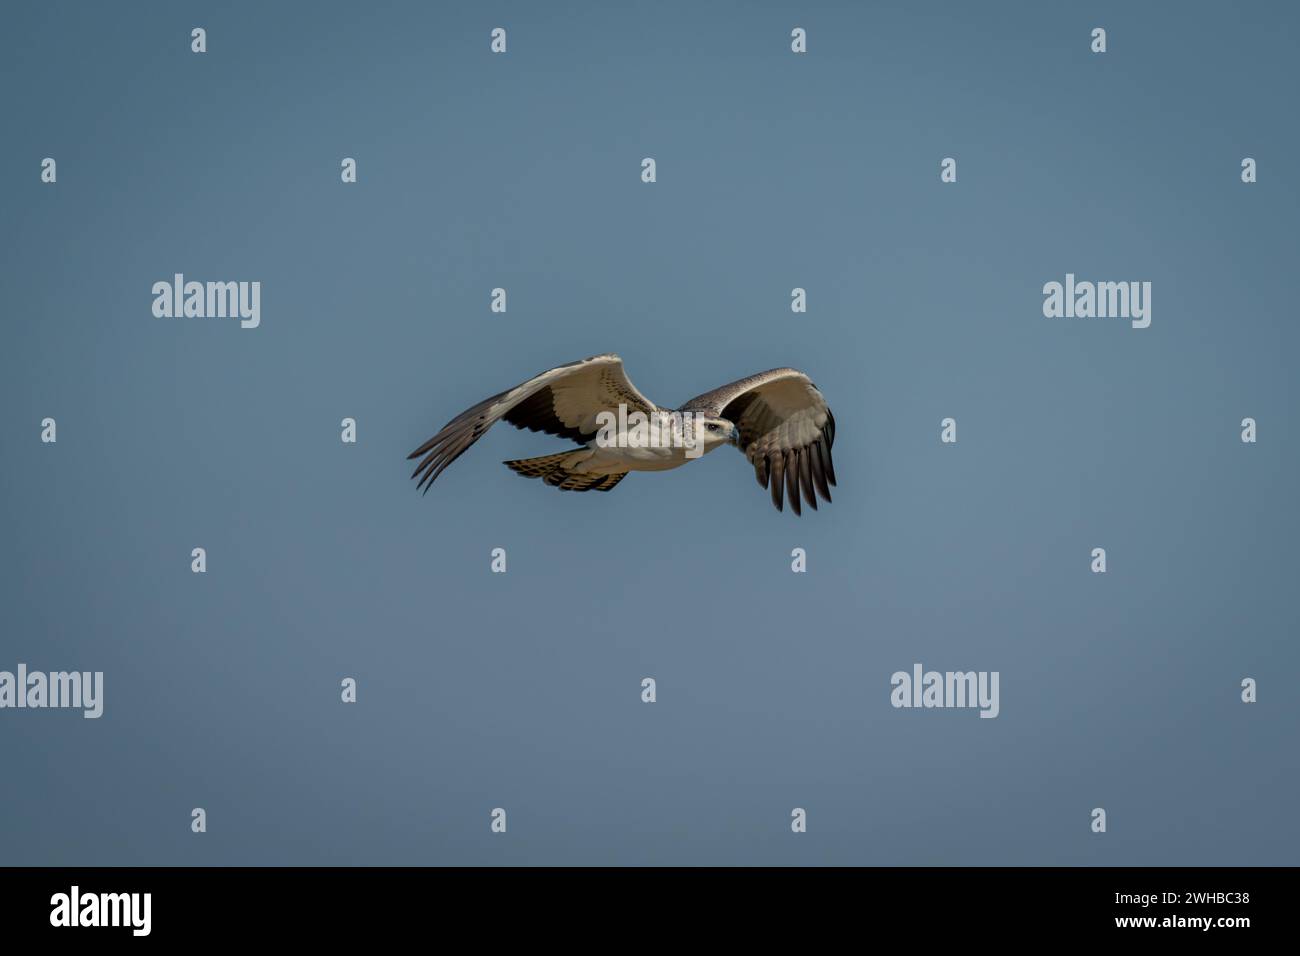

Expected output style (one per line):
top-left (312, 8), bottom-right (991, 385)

top-left (503, 451), bottom-right (628, 492)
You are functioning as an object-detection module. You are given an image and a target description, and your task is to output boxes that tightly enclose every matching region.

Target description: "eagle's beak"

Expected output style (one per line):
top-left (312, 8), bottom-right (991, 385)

top-left (729, 425), bottom-right (741, 446)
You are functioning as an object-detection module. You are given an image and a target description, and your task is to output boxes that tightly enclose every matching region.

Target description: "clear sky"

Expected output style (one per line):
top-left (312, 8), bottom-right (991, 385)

top-left (1, 0), bottom-right (1297, 864)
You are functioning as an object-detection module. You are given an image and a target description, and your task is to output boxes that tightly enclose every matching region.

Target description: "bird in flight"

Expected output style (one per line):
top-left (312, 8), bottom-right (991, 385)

top-left (407, 353), bottom-right (836, 514)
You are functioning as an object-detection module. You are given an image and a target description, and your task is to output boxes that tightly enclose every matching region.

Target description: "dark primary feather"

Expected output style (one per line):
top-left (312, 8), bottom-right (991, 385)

top-left (770, 451), bottom-right (786, 511)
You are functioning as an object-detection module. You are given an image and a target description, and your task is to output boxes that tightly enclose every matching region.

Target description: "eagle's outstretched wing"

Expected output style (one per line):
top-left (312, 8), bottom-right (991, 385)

top-left (681, 368), bottom-right (836, 515)
top-left (408, 353), bottom-right (657, 492)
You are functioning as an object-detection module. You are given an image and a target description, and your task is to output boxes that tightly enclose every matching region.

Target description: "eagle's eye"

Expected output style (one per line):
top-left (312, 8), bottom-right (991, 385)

top-left (706, 422), bottom-right (720, 432)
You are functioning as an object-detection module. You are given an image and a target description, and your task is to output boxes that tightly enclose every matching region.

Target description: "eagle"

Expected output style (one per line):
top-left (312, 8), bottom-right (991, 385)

top-left (407, 353), bottom-right (837, 514)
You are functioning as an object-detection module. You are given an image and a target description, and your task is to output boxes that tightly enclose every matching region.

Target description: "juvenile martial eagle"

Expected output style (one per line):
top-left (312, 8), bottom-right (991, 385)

top-left (407, 353), bottom-right (836, 514)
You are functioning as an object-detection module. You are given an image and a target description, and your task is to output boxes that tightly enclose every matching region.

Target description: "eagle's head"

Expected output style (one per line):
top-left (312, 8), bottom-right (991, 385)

top-left (698, 416), bottom-right (741, 450)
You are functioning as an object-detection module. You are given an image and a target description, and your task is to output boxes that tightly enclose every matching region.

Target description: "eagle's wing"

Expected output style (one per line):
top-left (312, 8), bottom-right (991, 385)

top-left (682, 368), bottom-right (835, 515)
top-left (408, 353), bottom-right (657, 492)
